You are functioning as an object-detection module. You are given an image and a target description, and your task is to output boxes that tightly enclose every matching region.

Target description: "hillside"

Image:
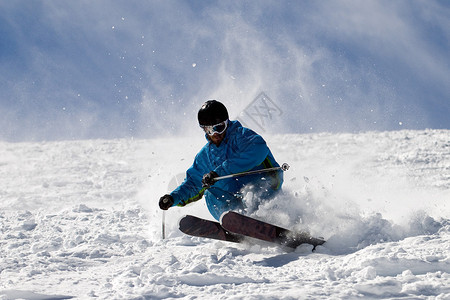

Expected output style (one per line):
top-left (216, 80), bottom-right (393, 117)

top-left (0, 130), bottom-right (449, 299)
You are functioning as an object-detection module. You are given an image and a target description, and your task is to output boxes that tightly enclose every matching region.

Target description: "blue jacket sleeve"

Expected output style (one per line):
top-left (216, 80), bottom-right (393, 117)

top-left (170, 150), bottom-right (208, 207)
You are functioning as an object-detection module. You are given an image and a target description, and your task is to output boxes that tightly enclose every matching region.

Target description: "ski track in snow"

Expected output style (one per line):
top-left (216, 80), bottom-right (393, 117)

top-left (0, 130), bottom-right (449, 299)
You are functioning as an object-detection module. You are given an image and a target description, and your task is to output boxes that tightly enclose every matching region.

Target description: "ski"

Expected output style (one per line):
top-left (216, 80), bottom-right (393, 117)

top-left (179, 215), bottom-right (244, 243)
top-left (221, 211), bottom-right (325, 250)
top-left (179, 212), bottom-right (325, 250)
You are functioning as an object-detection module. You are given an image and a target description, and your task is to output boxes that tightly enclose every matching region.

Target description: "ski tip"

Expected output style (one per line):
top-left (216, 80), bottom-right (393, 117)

top-left (219, 210), bottom-right (242, 224)
top-left (178, 215), bottom-right (201, 230)
top-left (178, 214), bottom-right (189, 229)
top-left (219, 211), bottom-right (230, 224)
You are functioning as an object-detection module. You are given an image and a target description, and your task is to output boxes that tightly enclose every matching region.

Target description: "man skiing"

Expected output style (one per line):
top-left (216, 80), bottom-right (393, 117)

top-left (158, 100), bottom-right (284, 221)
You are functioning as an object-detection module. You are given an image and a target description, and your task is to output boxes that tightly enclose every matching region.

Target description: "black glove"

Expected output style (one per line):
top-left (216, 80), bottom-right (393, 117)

top-left (202, 171), bottom-right (218, 188)
top-left (159, 194), bottom-right (174, 210)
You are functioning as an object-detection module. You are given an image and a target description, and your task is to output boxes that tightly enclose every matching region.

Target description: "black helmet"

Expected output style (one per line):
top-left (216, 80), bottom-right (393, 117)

top-left (198, 100), bottom-right (229, 125)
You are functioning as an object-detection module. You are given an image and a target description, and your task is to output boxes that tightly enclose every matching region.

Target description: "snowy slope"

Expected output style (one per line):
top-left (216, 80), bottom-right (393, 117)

top-left (0, 130), bottom-right (449, 299)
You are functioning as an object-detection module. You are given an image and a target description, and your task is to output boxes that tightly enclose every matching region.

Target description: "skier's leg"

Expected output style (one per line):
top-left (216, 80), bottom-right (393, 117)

top-left (204, 187), bottom-right (244, 221)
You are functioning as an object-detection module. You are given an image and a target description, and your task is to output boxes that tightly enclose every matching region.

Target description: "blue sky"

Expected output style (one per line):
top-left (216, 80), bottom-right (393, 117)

top-left (1, 0), bottom-right (449, 141)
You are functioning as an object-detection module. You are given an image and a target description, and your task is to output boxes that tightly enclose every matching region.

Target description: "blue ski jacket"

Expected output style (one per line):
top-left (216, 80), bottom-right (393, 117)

top-left (170, 120), bottom-right (283, 220)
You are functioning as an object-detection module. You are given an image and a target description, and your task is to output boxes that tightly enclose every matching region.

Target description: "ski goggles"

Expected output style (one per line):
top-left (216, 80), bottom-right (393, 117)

top-left (200, 120), bottom-right (228, 136)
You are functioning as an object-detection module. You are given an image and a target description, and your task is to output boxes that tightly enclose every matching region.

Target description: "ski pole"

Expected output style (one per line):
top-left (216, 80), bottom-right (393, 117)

top-left (162, 210), bottom-right (166, 240)
top-left (213, 163), bottom-right (290, 182)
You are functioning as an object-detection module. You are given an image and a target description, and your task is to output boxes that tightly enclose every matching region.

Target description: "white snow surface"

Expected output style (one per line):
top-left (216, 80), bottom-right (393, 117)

top-left (0, 130), bottom-right (449, 299)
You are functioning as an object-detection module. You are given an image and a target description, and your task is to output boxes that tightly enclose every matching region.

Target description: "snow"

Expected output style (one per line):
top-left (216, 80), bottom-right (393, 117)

top-left (0, 130), bottom-right (449, 299)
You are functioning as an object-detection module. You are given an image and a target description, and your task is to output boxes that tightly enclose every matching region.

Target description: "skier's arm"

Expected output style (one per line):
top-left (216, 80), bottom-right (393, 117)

top-left (170, 152), bottom-right (208, 207)
top-left (214, 130), bottom-right (271, 176)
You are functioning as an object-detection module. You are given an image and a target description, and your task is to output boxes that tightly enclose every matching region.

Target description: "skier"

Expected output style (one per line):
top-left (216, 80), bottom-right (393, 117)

top-left (158, 100), bottom-right (284, 221)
